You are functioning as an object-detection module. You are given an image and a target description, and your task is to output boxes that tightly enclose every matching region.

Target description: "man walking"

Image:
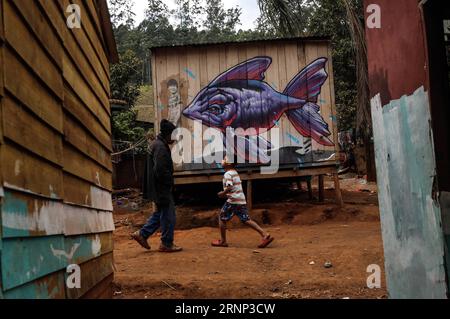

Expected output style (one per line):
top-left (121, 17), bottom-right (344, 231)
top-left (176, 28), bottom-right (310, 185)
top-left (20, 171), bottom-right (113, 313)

top-left (131, 119), bottom-right (182, 253)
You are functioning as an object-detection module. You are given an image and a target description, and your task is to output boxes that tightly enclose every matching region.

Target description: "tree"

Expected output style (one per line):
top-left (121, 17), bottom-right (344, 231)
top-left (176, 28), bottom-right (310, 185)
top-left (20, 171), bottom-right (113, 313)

top-left (110, 49), bottom-right (141, 106)
top-left (108, 0), bottom-right (135, 28)
top-left (202, 0), bottom-right (242, 42)
top-left (174, 0), bottom-right (203, 30)
top-left (139, 0), bottom-right (175, 47)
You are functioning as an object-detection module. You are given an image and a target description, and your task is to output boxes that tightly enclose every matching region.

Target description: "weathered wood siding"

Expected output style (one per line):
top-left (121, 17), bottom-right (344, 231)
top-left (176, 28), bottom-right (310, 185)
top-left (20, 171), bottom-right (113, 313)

top-left (0, 0), bottom-right (114, 299)
top-left (152, 39), bottom-right (338, 173)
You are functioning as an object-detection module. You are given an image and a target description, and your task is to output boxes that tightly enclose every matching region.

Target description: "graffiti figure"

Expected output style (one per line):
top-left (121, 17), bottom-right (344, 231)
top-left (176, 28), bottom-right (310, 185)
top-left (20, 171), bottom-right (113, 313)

top-left (182, 57), bottom-right (333, 163)
top-left (167, 79), bottom-right (182, 126)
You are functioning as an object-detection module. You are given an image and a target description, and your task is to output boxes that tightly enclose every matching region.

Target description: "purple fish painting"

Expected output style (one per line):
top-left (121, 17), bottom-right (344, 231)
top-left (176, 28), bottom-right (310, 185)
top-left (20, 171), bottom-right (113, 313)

top-left (182, 57), bottom-right (334, 163)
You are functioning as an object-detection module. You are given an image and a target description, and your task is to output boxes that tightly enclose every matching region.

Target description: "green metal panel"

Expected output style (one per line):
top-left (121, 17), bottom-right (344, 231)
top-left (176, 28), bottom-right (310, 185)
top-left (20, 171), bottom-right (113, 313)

top-left (371, 87), bottom-right (448, 298)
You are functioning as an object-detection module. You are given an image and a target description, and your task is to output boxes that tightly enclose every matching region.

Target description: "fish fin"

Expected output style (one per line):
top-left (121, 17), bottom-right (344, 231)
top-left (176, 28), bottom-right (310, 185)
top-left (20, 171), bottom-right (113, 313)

top-left (210, 57), bottom-right (272, 86)
top-left (287, 103), bottom-right (334, 146)
top-left (283, 58), bottom-right (328, 103)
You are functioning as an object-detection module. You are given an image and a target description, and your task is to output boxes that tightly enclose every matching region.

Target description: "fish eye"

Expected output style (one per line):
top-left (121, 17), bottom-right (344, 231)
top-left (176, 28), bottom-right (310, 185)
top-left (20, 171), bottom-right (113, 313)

top-left (208, 104), bottom-right (224, 115)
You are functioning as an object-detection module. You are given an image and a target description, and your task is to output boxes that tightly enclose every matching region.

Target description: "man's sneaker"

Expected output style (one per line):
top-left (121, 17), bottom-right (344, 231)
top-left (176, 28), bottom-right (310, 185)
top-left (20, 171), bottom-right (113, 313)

top-left (131, 231), bottom-right (151, 250)
top-left (158, 244), bottom-right (183, 253)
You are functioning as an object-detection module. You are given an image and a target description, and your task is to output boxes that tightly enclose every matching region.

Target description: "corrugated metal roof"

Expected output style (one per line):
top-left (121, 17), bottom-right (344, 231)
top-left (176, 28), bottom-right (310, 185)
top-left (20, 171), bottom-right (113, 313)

top-left (149, 35), bottom-right (331, 50)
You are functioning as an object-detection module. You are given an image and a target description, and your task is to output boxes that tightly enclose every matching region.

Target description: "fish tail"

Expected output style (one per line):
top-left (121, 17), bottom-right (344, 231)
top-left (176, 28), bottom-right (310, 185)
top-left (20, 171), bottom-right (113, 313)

top-left (287, 103), bottom-right (334, 147)
top-left (283, 58), bottom-right (328, 102)
top-left (283, 58), bottom-right (333, 146)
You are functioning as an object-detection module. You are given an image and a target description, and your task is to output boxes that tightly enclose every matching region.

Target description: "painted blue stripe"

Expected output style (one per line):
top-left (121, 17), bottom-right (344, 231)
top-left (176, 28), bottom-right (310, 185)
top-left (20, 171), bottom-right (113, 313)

top-left (286, 133), bottom-right (300, 145)
top-left (184, 68), bottom-right (196, 79)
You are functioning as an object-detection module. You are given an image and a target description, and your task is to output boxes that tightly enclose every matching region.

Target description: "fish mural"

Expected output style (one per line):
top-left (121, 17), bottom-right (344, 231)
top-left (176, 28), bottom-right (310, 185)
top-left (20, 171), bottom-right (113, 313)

top-left (182, 56), bottom-right (334, 163)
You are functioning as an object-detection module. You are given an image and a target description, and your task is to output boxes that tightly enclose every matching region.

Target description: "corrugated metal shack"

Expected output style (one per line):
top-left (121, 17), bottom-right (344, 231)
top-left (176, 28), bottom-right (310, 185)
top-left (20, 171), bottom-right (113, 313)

top-left (0, 0), bottom-right (118, 298)
top-left (365, 0), bottom-right (450, 298)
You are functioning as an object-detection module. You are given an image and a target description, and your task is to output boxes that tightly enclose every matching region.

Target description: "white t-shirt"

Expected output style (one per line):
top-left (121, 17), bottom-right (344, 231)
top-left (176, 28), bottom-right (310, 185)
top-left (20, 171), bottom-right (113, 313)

top-left (223, 170), bottom-right (247, 205)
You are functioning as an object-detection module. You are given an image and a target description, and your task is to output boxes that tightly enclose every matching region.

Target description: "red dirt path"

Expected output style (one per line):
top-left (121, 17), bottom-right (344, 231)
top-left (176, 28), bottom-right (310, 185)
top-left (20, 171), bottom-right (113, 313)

top-left (112, 177), bottom-right (387, 299)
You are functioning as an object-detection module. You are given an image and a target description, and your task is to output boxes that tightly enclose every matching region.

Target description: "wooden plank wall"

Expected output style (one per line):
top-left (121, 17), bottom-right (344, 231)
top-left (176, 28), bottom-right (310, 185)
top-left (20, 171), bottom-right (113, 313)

top-left (0, 0), bottom-right (114, 299)
top-left (153, 40), bottom-right (337, 173)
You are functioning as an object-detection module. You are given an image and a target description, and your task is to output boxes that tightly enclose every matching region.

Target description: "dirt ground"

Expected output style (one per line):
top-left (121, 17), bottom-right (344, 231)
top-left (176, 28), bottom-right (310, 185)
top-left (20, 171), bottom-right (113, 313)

top-left (112, 175), bottom-right (387, 299)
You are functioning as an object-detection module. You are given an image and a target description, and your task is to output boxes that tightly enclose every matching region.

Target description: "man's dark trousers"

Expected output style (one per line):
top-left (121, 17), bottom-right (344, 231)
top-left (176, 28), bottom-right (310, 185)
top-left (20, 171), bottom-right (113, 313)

top-left (140, 195), bottom-right (176, 247)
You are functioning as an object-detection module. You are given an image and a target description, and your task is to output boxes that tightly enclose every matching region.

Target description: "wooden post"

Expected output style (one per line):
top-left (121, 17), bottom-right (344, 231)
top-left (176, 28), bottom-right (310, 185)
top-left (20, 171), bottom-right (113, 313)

top-left (296, 180), bottom-right (302, 191)
top-left (334, 173), bottom-right (344, 207)
top-left (318, 175), bottom-right (324, 202)
top-left (247, 179), bottom-right (253, 211)
top-left (307, 178), bottom-right (313, 200)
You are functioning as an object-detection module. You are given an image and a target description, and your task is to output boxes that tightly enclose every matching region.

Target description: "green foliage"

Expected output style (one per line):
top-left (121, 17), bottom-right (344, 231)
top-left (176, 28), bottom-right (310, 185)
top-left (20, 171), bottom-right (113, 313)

top-left (108, 0), bottom-right (135, 28)
top-left (308, 0), bottom-right (361, 131)
top-left (112, 110), bottom-right (146, 142)
top-left (110, 49), bottom-right (141, 107)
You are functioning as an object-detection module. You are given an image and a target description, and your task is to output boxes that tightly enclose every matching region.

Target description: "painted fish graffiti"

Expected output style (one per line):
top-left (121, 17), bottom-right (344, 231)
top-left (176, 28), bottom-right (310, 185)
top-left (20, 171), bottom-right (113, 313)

top-left (182, 57), bottom-right (334, 163)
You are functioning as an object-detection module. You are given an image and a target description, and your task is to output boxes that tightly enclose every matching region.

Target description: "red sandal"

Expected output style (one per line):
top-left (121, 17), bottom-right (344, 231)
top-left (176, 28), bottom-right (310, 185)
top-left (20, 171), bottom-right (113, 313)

top-left (258, 235), bottom-right (274, 249)
top-left (211, 240), bottom-right (229, 247)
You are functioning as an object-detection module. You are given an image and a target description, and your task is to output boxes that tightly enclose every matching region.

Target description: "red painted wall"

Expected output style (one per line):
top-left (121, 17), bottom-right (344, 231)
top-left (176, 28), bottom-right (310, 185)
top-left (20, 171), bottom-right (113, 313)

top-left (364, 0), bottom-right (428, 105)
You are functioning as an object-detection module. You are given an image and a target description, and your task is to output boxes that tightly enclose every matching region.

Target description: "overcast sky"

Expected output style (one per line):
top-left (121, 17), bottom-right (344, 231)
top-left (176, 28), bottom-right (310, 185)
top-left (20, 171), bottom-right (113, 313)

top-left (131, 0), bottom-right (260, 30)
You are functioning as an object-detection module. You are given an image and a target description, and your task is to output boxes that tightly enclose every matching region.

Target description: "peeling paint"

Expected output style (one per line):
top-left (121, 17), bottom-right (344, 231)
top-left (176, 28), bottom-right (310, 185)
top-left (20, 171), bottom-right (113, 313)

top-left (371, 87), bottom-right (447, 298)
top-left (92, 234), bottom-right (102, 257)
top-left (95, 172), bottom-right (101, 186)
top-left (51, 243), bottom-right (81, 260)
top-left (14, 160), bottom-right (22, 176)
top-left (3, 183), bottom-right (61, 200)
top-left (2, 192), bottom-right (65, 237)
top-left (64, 205), bottom-right (114, 236)
top-left (90, 186), bottom-right (113, 211)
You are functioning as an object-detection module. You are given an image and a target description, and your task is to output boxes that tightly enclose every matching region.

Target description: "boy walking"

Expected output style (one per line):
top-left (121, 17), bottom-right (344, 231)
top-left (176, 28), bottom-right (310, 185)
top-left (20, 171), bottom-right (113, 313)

top-left (212, 157), bottom-right (274, 248)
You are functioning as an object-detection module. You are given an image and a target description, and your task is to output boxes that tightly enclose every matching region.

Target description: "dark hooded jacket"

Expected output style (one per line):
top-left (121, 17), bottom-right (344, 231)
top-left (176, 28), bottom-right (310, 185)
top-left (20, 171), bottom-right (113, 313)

top-left (142, 134), bottom-right (174, 207)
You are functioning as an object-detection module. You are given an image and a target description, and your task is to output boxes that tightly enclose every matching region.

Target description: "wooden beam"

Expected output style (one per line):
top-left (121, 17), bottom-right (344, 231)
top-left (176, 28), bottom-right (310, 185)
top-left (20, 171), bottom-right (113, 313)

top-left (174, 166), bottom-right (337, 185)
